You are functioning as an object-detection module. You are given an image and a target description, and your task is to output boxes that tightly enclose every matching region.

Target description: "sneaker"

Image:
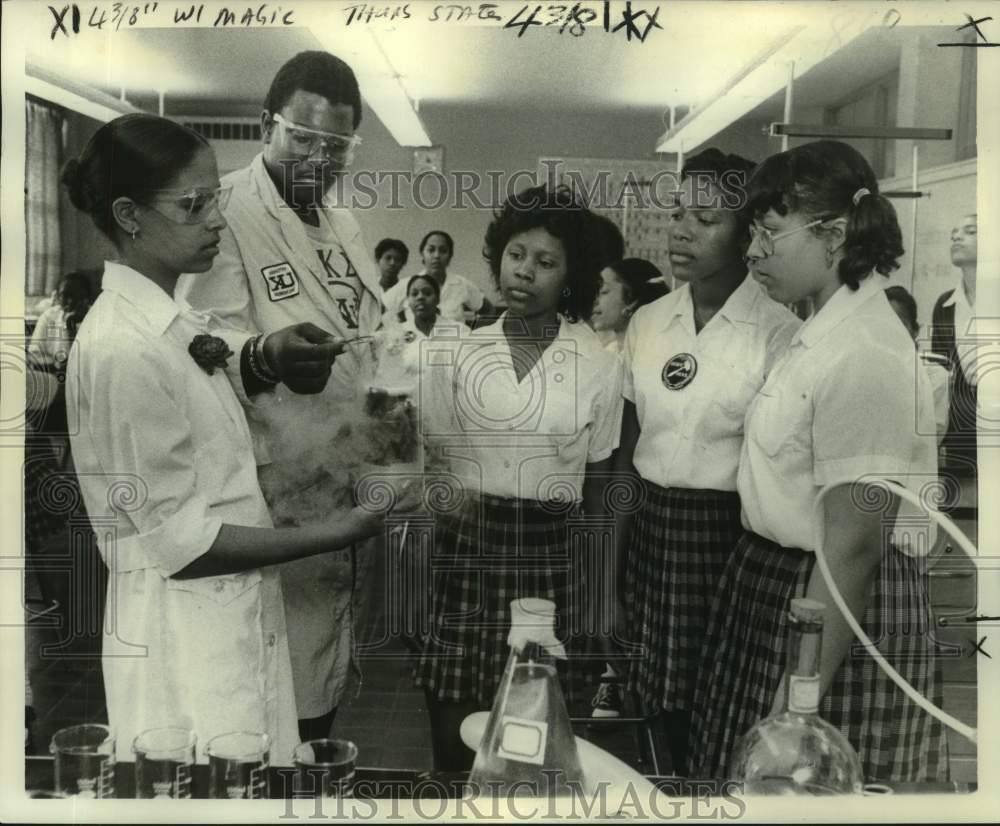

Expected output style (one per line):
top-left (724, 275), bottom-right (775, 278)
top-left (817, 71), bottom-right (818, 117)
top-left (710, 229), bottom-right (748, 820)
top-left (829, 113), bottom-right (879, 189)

top-left (591, 681), bottom-right (623, 719)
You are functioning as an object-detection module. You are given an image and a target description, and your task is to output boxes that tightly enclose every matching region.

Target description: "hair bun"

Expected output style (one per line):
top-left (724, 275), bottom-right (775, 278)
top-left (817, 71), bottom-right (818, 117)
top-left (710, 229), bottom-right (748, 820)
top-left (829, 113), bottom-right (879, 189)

top-left (60, 158), bottom-right (91, 210)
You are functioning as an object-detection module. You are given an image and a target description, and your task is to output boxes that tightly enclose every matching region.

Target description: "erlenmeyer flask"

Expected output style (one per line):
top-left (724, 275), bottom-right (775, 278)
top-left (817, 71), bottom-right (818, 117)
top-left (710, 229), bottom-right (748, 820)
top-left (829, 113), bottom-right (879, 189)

top-left (467, 598), bottom-right (584, 797)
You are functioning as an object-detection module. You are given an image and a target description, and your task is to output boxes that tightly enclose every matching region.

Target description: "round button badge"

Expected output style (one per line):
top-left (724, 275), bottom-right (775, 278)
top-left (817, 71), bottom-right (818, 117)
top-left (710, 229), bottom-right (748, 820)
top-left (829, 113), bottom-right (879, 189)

top-left (661, 353), bottom-right (698, 390)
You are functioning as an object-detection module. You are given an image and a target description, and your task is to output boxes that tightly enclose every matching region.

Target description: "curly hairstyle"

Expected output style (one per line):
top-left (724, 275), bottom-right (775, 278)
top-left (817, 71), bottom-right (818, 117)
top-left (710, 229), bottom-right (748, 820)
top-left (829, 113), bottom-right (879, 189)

top-left (746, 140), bottom-right (903, 290)
top-left (482, 184), bottom-right (605, 323)
top-left (264, 51), bottom-right (362, 129)
top-left (61, 113), bottom-right (208, 241)
top-left (375, 238), bottom-right (409, 265)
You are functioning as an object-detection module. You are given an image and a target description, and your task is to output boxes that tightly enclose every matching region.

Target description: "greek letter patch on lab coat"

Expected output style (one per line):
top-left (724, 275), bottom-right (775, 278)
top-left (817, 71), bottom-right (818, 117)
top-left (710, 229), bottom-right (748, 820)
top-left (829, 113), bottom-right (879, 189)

top-left (261, 263), bottom-right (300, 302)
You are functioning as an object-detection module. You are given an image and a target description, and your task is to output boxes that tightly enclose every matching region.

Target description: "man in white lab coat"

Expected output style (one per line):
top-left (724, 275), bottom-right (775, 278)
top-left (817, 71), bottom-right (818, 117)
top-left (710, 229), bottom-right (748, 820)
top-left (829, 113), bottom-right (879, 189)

top-left (177, 50), bottom-right (383, 741)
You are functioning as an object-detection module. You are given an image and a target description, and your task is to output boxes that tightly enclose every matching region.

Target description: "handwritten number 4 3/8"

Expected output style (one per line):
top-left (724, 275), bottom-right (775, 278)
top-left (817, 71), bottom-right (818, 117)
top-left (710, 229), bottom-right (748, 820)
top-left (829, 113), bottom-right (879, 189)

top-left (504, 3), bottom-right (663, 41)
top-left (50, 3), bottom-right (159, 38)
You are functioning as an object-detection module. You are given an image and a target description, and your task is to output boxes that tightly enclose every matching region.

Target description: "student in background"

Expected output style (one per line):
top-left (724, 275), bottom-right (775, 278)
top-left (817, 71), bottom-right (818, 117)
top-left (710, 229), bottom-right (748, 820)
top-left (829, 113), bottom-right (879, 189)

top-left (885, 285), bottom-right (949, 444)
top-left (29, 271), bottom-right (96, 372)
top-left (415, 185), bottom-right (623, 771)
top-left (394, 274), bottom-right (468, 375)
top-left (931, 213), bottom-right (979, 476)
top-left (612, 149), bottom-right (800, 772)
top-left (375, 237), bottom-right (408, 296)
top-left (382, 230), bottom-right (492, 327)
top-left (590, 257), bottom-right (669, 355)
top-left (690, 140), bottom-right (946, 783)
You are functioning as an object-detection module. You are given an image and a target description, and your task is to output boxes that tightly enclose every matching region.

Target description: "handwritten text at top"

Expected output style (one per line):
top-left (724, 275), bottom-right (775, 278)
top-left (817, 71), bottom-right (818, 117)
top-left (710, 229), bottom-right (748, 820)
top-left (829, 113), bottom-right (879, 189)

top-left (343, 2), bottom-right (663, 41)
top-left (48, 3), bottom-right (297, 38)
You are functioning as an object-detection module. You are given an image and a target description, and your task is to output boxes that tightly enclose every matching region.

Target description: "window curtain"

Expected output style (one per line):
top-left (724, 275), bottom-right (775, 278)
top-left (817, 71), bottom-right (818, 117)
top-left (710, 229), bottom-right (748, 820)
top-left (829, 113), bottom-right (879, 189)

top-left (956, 37), bottom-right (977, 161)
top-left (25, 99), bottom-right (64, 297)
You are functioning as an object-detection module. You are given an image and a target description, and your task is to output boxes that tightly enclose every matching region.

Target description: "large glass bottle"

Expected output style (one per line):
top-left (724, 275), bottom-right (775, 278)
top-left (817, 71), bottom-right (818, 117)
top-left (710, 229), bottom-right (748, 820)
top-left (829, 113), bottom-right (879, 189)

top-left (730, 598), bottom-right (864, 795)
top-left (467, 598), bottom-right (585, 797)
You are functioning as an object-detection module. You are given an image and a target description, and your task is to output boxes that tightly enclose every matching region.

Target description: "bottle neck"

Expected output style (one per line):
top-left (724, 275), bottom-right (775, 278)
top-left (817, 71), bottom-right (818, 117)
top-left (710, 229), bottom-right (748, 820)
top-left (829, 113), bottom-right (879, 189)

top-left (786, 616), bottom-right (822, 715)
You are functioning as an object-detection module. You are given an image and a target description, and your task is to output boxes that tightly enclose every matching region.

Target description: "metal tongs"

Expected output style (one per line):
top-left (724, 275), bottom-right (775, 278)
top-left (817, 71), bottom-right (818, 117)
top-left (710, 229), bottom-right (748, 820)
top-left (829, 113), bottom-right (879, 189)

top-left (341, 335), bottom-right (375, 348)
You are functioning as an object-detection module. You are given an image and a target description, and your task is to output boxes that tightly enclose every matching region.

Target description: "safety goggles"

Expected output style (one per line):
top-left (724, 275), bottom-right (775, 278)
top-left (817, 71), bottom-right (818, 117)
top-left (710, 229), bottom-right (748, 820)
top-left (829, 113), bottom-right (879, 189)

top-left (748, 217), bottom-right (828, 257)
top-left (271, 113), bottom-right (362, 163)
top-left (149, 186), bottom-right (231, 225)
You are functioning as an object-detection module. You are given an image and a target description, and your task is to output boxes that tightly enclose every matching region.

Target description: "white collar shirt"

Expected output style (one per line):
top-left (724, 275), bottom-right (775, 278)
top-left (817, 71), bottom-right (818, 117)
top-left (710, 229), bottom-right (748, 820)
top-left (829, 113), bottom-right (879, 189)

top-left (67, 261), bottom-right (298, 764)
top-left (623, 274), bottom-right (801, 491)
top-left (383, 270), bottom-right (486, 325)
top-left (737, 275), bottom-right (939, 555)
top-left (420, 313), bottom-right (623, 502)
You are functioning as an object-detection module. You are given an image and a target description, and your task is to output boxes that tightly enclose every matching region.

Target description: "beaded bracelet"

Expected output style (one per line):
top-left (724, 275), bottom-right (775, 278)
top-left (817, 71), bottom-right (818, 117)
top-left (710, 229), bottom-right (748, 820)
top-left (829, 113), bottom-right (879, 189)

top-left (247, 333), bottom-right (278, 385)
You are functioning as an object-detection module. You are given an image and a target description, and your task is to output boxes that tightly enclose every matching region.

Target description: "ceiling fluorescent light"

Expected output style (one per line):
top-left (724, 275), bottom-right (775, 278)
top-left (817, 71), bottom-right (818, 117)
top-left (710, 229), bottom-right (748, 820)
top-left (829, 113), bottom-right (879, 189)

top-left (310, 24), bottom-right (431, 147)
top-left (26, 60), bottom-right (141, 123)
top-left (656, 11), bottom-right (880, 153)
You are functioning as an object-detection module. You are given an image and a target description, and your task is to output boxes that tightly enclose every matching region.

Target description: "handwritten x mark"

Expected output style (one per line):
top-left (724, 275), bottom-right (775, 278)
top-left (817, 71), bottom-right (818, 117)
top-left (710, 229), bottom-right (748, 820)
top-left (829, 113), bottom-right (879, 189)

top-left (971, 636), bottom-right (991, 658)
top-left (612, 2), bottom-right (663, 43)
top-left (957, 14), bottom-right (992, 42)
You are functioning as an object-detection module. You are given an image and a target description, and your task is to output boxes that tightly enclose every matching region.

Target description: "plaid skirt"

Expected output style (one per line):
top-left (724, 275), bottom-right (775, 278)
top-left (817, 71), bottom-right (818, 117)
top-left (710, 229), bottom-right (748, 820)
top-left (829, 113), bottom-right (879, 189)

top-left (625, 484), bottom-right (742, 713)
top-left (413, 494), bottom-right (584, 706)
top-left (689, 531), bottom-right (949, 783)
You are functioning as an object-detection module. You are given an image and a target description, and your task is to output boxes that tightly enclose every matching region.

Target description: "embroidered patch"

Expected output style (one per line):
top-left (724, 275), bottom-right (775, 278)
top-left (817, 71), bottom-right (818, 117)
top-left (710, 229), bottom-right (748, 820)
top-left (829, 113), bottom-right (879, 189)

top-left (661, 352), bottom-right (698, 390)
top-left (261, 262), bottom-right (299, 302)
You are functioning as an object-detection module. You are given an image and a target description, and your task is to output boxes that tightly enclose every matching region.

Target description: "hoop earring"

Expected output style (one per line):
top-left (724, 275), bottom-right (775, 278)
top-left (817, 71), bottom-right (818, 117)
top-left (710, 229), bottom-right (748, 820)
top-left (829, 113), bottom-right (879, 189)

top-left (825, 248), bottom-right (835, 269)
top-left (561, 287), bottom-right (572, 298)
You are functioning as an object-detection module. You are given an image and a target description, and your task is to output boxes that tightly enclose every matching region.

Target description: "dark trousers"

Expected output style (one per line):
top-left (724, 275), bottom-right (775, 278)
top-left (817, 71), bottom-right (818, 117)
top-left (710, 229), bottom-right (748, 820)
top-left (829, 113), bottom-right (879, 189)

top-left (297, 707), bottom-right (338, 743)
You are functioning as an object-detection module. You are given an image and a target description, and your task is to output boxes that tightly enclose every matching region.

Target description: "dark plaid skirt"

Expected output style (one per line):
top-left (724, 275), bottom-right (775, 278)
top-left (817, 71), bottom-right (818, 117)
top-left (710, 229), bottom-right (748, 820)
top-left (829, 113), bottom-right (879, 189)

top-left (625, 484), bottom-right (742, 713)
top-left (689, 531), bottom-right (949, 783)
top-left (413, 494), bottom-right (584, 706)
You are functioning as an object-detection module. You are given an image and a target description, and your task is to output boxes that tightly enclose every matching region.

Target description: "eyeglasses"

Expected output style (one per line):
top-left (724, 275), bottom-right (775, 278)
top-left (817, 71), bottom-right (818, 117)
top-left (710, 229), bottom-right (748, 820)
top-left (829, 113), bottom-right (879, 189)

top-left (748, 217), bottom-right (829, 258)
top-left (270, 113), bottom-right (362, 163)
top-left (150, 186), bottom-right (231, 224)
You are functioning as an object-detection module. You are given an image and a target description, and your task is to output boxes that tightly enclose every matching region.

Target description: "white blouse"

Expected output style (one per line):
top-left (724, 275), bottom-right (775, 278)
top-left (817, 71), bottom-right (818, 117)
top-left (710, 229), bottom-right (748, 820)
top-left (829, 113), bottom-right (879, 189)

top-left (738, 276), bottom-right (939, 556)
top-left (68, 261), bottom-right (298, 764)
top-left (421, 314), bottom-right (624, 502)
top-left (623, 275), bottom-right (800, 491)
top-left (383, 270), bottom-right (486, 326)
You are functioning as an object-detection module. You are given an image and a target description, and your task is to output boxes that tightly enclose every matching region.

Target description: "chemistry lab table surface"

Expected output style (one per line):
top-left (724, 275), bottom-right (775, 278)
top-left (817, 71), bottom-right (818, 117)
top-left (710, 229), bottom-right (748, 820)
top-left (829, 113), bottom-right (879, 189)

top-left (24, 757), bottom-right (973, 798)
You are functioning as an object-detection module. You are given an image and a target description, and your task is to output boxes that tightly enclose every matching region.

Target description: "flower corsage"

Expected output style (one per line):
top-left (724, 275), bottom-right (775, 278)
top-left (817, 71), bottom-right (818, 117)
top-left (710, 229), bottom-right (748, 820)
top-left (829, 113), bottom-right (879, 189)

top-left (188, 334), bottom-right (233, 375)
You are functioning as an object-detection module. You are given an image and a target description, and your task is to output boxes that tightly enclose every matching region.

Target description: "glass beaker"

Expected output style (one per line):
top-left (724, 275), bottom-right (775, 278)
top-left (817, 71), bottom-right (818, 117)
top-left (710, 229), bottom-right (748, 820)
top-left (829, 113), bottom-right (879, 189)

top-left (293, 739), bottom-right (357, 798)
top-left (50, 723), bottom-right (115, 798)
top-left (132, 727), bottom-right (196, 799)
top-left (206, 731), bottom-right (270, 799)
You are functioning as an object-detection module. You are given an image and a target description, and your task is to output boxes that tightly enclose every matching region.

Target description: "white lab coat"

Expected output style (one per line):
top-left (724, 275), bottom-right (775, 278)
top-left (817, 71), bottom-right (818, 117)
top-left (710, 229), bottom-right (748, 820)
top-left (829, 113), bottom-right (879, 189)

top-left (177, 154), bottom-right (383, 717)
top-left (70, 262), bottom-right (298, 765)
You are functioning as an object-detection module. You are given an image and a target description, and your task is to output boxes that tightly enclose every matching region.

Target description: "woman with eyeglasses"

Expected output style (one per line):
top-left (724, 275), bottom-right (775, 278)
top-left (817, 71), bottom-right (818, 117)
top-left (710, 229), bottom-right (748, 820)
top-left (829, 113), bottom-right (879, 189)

top-left (607, 149), bottom-right (800, 773)
top-left (689, 140), bottom-right (947, 783)
top-left (62, 113), bottom-right (411, 765)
